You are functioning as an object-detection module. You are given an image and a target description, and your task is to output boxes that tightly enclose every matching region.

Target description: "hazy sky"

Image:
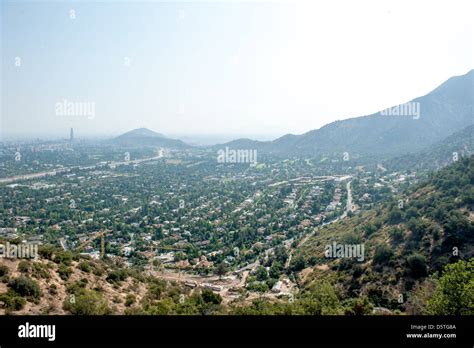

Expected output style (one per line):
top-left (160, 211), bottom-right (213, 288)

top-left (1, 0), bottom-right (473, 140)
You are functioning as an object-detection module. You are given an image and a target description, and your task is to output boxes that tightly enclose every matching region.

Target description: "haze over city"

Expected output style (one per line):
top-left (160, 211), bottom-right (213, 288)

top-left (1, 0), bottom-right (473, 141)
top-left (0, 1), bottom-right (473, 345)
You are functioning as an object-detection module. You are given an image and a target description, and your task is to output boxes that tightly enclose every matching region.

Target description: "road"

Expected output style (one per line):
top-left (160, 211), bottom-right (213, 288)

top-left (342, 180), bottom-right (353, 218)
top-left (286, 178), bottom-right (354, 268)
top-left (0, 155), bottom-right (164, 185)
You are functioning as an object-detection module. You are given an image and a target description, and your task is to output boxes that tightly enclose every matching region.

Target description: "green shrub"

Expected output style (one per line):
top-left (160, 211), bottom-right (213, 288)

top-left (0, 291), bottom-right (26, 311)
top-left (406, 253), bottom-right (428, 279)
top-left (17, 261), bottom-right (30, 273)
top-left (201, 289), bottom-right (222, 305)
top-left (8, 276), bottom-right (41, 300)
top-left (373, 244), bottom-right (393, 265)
top-left (53, 251), bottom-right (73, 266)
top-left (63, 289), bottom-right (110, 315)
top-left (58, 264), bottom-right (73, 281)
top-left (389, 227), bottom-right (404, 244)
top-left (0, 265), bottom-right (9, 277)
top-left (31, 263), bottom-right (51, 280)
top-left (125, 294), bottom-right (135, 307)
top-left (106, 269), bottom-right (127, 283)
top-left (79, 261), bottom-right (92, 273)
top-left (38, 245), bottom-right (55, 260)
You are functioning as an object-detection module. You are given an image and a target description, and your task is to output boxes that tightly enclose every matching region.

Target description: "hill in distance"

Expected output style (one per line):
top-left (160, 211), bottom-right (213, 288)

top-left (111, 128), bottom-right (189, 148)
top-left (220, 69), bottom-right (474, 159)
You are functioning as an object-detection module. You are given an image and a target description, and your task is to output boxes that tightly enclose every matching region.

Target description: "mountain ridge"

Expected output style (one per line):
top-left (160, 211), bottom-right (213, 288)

top-left (218, 69), bottom-right (474, 158)
top-left (110, 128), bottom-right (189, 148)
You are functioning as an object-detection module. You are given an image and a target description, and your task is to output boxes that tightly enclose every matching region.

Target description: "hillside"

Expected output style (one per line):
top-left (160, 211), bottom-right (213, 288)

top-left (384, 124), bottom-right (474, 172)
top-left (0, 246), bottom-right (227, 315)
top-left (111, 128), bottom-right (189, 148)
top-left (289, 156), bottom-right (474, 314)
top-left (220, 69), bottom-right (474, 158)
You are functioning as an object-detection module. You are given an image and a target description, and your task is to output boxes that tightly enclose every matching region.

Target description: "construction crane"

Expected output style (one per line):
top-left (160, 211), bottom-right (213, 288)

top-left (154, 246), bottom-right (185, 251)
top-left (77, 230), bottom-right (111, 259)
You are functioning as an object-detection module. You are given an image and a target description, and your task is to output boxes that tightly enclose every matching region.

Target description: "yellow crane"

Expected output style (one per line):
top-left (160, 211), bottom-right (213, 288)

top-left (77, 230), bottom-right (110, 259)
top-left (154, 246), bottom-right (185, 252)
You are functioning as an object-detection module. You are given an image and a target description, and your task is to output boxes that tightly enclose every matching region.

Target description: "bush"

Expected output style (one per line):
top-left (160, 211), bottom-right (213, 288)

top-left (363, 223), bottom-right (377, 237)
top-left (32, 263), bottom-right (51, 280)
top-left (290, 256), bottom-right (306, 272)
top-left (53, 251), bottom-right (73, 266)
top-left (63, 289), bottom-right (110, 315)
top-left (297, 282), bottom-right (343, 315)
top-left (0, 265), bottom-right (9, 277)
top-left (17, 261), bottom-right (30, 273)
top-left (38, 245), bottom-right (55, 260)
top-left (8, 276), bottom-right (41, 300)
top-left (201, 289), bottom-right (222, 305)
top-left (58, 264), bottom-right (72, 281)
top-left (106, 269), bottom-right (128, 283)
top-left (255, 266), bottom-right (268, 281)
top-left (0, 291), bottom-right (26, 311)
top-left (343, 296), bottom-right (374, 315)
top-left (389, 227), bottom-right (404, 245)
top-left (406, 253), bottom-right (428, 279)
top-left (388, 207), bottom-right (403, 224)
top-left (49, 284), bottom-right (58, 295)
top-left (373, 244), bottom-right (393, 265)
top-left (79, 261), bottom-right (92, 273)
top-left (125, 294), bottom-right (136, 307)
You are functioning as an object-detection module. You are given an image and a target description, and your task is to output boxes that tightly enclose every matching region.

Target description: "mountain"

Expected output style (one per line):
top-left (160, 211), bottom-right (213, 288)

top-left (118, 128), bottom-right (167, 139)
top-left (221, 69), bottom-right (474, 158)
top-left (290, 156), bottom-right (474, 314)
top-left (111, 128), bottom-right (189, 148)
top-left (384, 124), bottom-right (474, 171)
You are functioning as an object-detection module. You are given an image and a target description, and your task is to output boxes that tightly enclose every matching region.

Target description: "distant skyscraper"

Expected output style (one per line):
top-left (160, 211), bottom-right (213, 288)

top-left (70, 128), bottom-right (74, 142)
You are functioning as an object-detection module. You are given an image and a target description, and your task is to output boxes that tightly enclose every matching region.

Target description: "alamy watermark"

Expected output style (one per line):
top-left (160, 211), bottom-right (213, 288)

top-left (380, 102), bottom-right (420, 119)
top-left (0, 242), bottom-right (38, 259)
top-left (18, 322), bottom-right (55, 342)
top-left (217, 147), bottom-right (257, 166)
top-left (55, 99), bottom-right (95, 120)
top-left (324, 242), bottom-right (365, 261)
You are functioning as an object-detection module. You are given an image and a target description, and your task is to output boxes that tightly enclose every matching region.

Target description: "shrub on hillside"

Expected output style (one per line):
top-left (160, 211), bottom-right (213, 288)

top-left (63, 289), bottom-right (110, 315)
top-left (8, 276), bottom-right (41, 300)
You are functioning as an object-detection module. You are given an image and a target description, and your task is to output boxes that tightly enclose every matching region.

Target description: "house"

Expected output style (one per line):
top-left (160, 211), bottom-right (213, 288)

top-left (272, 281), bottom-right (283, 293)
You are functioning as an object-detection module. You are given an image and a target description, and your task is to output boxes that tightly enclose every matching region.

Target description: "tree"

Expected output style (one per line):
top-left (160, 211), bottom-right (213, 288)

top-left (388, 207), bottom-right (403, 224)
top-left (373, 244), bottom-right (393, 265)
top-left (363, 223), bottom-right (377, 237)
top-left (297, 282), bottom-right (343, 315)
top-left (269, 262), bottom-right (283, 279)
top-left (290, 256), bottom-right (306, 272)
top-left (215, 262), bottom-right (228, 279)
top-left (427, 259), bottom-right (474, 315)
top-left (255, 266), bottom-right (268, 281)
top-left (201, 288), bottom-right (222, 305)
top-left (406, 253), bottom-right (428, 279)
top-left (389, 227), bottom-right (404, 245)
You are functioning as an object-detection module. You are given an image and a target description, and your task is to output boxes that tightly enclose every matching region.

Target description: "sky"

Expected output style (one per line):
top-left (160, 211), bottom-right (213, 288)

top-left (1, 0), bottom-right (473, 141)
